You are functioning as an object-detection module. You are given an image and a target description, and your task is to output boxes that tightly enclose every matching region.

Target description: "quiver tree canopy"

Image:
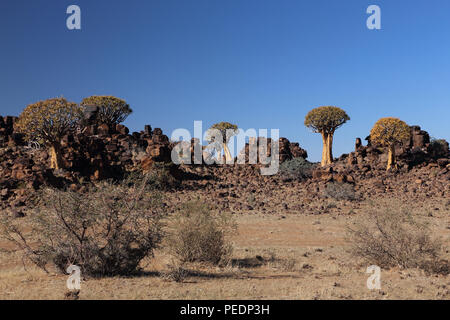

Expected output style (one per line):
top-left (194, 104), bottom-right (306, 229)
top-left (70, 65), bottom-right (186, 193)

top-left (81, 96), bottom-right (132, 127)
top-left (370, 117), bottom-right (411, 170)
top-left (15, 97), bottom-right (81, 169)
top-left (205, 122), bottom-right (239, 162)
top-left (304, 106), bottom-right (350, 166)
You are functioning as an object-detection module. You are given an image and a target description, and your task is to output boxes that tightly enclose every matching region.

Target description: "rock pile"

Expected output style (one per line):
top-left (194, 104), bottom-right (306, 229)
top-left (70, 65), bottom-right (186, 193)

top-left (1, 112), bottom-right (449, 214)
top-left (238, 137), bottom-right (308, 164)
top-left (349, 125), bottom-right (449, 171)
top-left (57, 123), bottom-right (172, 180)
top-left (0, 145), bottom-right (63, 209)
top-left (0, 116), bottom-right (24, 148)
top-left (0, 112), bottom-right (174, 209)
top-left (312, 125), bottom-right (450, 184)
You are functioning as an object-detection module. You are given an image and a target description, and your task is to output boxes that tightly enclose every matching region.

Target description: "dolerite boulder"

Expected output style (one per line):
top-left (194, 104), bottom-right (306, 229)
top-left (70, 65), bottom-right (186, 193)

top-left (97, 124), bottom-right (110, 136)
top-left (312, 166), bottom-right (354, 184)
top-left (289, 142), bottom-right (308, 159)
top-left (437, 158), bottom-right (450, 168)
top-left (0, 116), bottom-right (24, 148)
top-left (355, 138), bottom-right (362, 150)
top-left (116, 124), bottom-right (129, 135)
top-left (410, 126), bottom-right (430, 149)
top-left (57, 123), bottom-right (173, 180)
top-left (171, 138), bottom-right (204, 165)
top-left (0, 145), bottom-right (64, 209)
top-left (238, 137), bottom-right (308, 164)
top-left (145, 128), bottom-right (171, 163)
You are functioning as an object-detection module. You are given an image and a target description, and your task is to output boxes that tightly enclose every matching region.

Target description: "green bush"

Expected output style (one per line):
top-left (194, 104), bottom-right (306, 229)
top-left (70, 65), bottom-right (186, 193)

top-left (279, 158), bottom-right (315, 181)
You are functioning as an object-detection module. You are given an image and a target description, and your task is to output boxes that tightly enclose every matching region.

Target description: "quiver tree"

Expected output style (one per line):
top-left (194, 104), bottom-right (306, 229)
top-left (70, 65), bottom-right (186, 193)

top-left (370, 117), bottom-right (411, 171)
top-left (15, 97), bottom-right (81, 170)
top-left (205, 122), bottom-right (239, 162)
top-left (304, 106), bottom-right (350, 166)
top-left (81, 96), bottom-right (132, 128)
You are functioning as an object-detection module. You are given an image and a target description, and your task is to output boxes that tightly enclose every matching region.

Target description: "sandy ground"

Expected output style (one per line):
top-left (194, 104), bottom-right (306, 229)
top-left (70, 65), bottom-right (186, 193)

top-left (1, 197), bottom-right (450, 300)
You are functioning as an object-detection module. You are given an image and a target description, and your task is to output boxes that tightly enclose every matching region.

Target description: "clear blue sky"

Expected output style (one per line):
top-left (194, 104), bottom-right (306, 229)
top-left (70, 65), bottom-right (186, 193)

top-left (1, 0), bottom-right (449, 162)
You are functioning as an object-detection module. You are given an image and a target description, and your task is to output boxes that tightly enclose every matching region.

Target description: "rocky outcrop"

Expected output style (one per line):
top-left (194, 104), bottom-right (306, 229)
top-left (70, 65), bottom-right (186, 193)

top-left (0, 113), bottom-right (175, 209)
top-left (58, 123), bottom-right (173, 180)
top-left (0, 145), bottom-right (64, 209)
top-left (1, 113), bottom-right (449, 214)
top-left (349, 125), bottom-right (448, 173)
top-left (238, 137), bottom-right (308, 164)
top-left (309, 125), bottom-right (450, 187)
top-left (0, 116), bottom-right (25, 148)
top-left (289, 142), bottom-right (308, 160)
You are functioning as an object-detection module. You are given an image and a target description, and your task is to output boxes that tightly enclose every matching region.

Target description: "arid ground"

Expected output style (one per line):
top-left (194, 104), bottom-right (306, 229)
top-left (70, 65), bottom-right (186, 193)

top-left (1, 191), bottom-right (449, 300)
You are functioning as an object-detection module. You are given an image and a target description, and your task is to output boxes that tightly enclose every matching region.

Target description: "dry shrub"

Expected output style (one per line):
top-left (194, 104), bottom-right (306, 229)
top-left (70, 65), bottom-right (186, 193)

top-left (124, 162), bottom-right (178, 191)
top-left (166, 201), bottom-right (237, 265)
top-left (0, 175), bottom-right (164, 277)
top-left (347, 204), bottom-right (444, 272)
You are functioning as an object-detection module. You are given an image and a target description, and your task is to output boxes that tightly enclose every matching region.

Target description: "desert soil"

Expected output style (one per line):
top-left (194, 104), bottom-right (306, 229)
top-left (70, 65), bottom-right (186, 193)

top-left (1, 194), bottom-right (449, 300)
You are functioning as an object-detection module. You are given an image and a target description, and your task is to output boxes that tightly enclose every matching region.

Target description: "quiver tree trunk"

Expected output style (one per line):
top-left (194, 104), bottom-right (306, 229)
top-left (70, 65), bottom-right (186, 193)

top-left (321, 132), bottom-right (334, 167)
top-left (327, 133), bottom-right (334, 164)
top-left (386, 144), bottom-right (396, 171)
top-left (223, 143), bottom-right (233, 163)
top-left (49, 143), bottom-right (64, 170)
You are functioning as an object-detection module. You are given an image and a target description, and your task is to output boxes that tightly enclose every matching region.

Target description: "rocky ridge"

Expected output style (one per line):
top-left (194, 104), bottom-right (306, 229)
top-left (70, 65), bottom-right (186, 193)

top-left (1, 114), bottom-right (449, 215)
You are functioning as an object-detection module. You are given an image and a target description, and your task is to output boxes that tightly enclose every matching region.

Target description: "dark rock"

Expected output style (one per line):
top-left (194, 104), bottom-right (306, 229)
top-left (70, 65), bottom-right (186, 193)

top-left (97, 124), bottom-right (110, 136)
top-left (153, 128), bottom-right (163, 136)
top-left (355, 138), bottom-right (362, 151)
top-left (11, 208), bottom-right (25, 218)
top-left (437, 158), bottom-right (450, 168)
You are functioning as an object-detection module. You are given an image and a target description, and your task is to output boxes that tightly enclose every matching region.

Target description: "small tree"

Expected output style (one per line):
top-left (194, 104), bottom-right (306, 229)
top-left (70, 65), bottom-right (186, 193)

top-left (15, 97), bottom-right (81, 170)
top-left (304, 106), bottom-right (350, 166)
top-left (370, 117), bottom-right (411, 171)
top-left (81, 96), bottom-right (132, 127)
top-left (206, 122), bottom-right (238, 163)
